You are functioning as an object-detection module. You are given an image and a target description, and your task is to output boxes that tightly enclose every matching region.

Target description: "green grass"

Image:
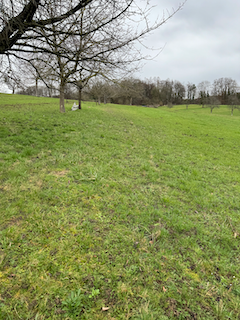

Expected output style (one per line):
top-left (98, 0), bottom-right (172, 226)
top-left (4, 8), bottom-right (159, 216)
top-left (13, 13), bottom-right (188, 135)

top-left (0, 94), bottom-right (240, 319)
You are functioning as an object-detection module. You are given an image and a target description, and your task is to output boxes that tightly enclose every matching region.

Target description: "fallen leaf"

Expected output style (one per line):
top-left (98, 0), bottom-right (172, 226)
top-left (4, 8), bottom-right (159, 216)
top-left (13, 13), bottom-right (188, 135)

top-left (163, 286), bottom-right (167, 292)
top-left (102, 307), bottom-right (110, 311)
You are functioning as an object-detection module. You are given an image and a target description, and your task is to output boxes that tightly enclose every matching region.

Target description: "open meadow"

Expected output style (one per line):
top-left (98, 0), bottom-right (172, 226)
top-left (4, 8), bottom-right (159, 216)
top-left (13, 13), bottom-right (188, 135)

top-left (0, 94), bottom-right (240, 319)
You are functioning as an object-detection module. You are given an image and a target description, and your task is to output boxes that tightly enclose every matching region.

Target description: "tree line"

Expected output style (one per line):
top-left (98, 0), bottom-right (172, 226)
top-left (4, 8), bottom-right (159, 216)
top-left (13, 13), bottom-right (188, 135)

top-left (86, 77), bottom-right (240, 109)
top-left (15, 76), bottom-right (240, 110)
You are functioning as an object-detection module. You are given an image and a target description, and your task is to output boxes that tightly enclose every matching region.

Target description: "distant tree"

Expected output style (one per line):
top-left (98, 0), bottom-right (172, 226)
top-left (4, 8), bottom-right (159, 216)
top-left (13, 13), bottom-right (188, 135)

top-left (141, 79), bottom-right (157, 105)
top-left (18, 85), bottom-right (53, 97)
top-left (118, 78), bottom-right (144, 105)
top-left (212, 77), bottom-right (238, 104)
top-left (159, 79), bottom-right (174, 105)
top-left (187, 83), bottom-right (196, 102)
top-left (1, 70), bottom-right (23, 94)
top-left (88, 80), bottom-right (105, 104)
top-left (150, 77), bottom-right (162, 105)
top-left (207, 96), bottom-right (220, 113)
top-left (101, 81), bottom-right (115, 104)
top-left (198, 81), bottom-right (211, 107)
top-left (227, 95), bottom-right (239, 116)
top-left (173, 81), bottom-right (185, 104)
top-left (88, 80), bottom-right (115, 105)
top-left (150, 85), bottom-right (161, 105)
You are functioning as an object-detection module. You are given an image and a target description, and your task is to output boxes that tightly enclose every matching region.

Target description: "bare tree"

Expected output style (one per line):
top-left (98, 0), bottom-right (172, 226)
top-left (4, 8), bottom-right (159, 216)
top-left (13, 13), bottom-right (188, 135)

top-left (1, 68), bottom-right (23, 93)
top-left (159, 79), bottom-right (174, 105)
top-left (148, 79), bottom-right (185, 106)
top-left (212, 77), bottom-right (238, 104)
top-left (173, 81), bottom-right (185, 104)
top-left (118, 78), bottom-right (144, 105)
top-left (207, 96), bottom-right (220, 113)
top-left (187, 82), bottom-right (196, 102)
top-left (197, 81), bottom-right (211, 108)
top-left (227, 95), bottom-right (239, 116)
top-left (88, 80), bottom-right (105, 104)
top-left (101, 81), bottom-right (114, 104)
top-left (141, 79), bottom-right (157, 105)
top-left (74, 74), bottom-right (93, 109)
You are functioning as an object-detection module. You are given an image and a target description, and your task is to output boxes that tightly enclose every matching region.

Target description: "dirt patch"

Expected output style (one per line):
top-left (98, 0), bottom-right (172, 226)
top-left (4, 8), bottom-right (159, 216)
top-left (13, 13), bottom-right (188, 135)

top-left (19, 178), bottom-right (43, 191)
top-left (50, 170), bottom-right (69, 177)
top-left (0, 215), bottom-right (24, 231)
top-left (165, 298), bottom-right (199, 319)
top-left (7, 216), bottom-right (24, 226)
top-left (0, 184), bottom-right (12, 191)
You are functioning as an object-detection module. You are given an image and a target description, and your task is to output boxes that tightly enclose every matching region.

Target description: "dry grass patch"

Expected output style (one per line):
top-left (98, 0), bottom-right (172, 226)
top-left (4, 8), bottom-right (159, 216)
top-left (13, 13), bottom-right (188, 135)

top-left (50, 170), bottom-right (69, 177)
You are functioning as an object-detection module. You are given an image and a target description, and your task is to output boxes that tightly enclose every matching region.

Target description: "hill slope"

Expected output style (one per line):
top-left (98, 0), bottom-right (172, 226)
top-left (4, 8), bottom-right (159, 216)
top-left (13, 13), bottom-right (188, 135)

top-left (0, 95), bottom-right (240, 319)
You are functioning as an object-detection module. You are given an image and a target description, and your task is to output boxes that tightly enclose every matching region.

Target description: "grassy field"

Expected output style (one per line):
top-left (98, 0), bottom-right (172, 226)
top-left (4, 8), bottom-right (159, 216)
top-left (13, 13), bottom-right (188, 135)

top-left (0, 93), bottom-right (240, 319)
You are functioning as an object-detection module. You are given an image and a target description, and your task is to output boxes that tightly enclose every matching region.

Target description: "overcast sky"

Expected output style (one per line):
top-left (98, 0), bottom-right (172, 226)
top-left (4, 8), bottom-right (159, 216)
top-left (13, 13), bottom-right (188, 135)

top-left (136, 0), bottom-right (240, 88)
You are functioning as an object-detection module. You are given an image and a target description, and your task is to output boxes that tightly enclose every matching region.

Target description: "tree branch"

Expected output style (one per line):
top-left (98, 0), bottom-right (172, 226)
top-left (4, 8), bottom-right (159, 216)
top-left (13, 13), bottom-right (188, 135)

top-left (0, 0), bottom-right (41, 53)
top-left (0, 0), bottom-right (94, 54)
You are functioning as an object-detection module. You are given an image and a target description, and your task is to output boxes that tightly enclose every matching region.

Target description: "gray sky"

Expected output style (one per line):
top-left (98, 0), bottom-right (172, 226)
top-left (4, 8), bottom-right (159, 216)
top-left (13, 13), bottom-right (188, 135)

top-left (136, 0), bottom-right (240, 88)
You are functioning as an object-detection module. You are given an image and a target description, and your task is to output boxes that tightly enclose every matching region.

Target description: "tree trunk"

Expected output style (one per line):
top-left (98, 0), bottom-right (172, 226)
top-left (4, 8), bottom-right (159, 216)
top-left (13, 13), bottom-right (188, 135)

top-left (35, 78), bottom-right (38, 96)
top-left (59, 81), bottom-right (66, 113)
top-left (98, 96), bottom-right (101, 105)
top-left (130, 97), bottom-right (132, 105)
top-left (78, 87), bottom-right (82, 109)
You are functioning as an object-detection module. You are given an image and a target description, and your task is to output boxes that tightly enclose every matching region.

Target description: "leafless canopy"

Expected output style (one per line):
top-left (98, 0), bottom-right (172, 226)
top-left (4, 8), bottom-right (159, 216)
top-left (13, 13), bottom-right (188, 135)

top-left (0, 0), bottom-right (185, 59)
top-left (0, 0), bottom-right (94, 54)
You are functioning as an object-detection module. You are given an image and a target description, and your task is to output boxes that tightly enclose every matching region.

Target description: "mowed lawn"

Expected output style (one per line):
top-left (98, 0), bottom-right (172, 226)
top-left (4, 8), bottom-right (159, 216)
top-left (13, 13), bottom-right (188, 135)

top-left (0, 93), bottom-right (240, 319)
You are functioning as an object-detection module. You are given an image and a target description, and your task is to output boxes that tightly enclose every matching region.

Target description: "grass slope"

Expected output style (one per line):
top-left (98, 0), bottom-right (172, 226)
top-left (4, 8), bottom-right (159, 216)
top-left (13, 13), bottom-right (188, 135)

top-left (0, 94), bottom-right (240, 319)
